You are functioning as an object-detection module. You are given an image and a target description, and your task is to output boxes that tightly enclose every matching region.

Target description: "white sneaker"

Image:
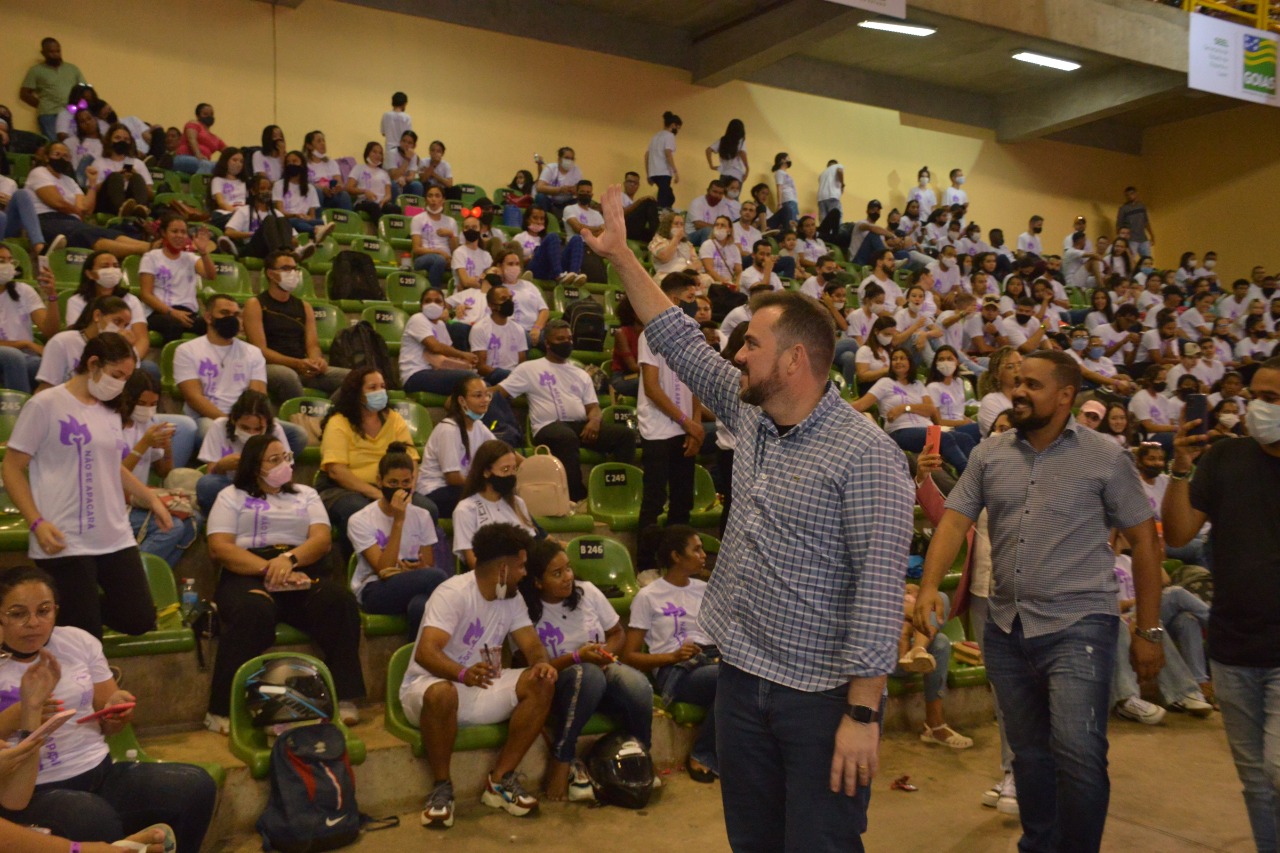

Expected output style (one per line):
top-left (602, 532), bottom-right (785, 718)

top-left (1169, 693), bottom-right (1214, 718)
top-left (338, 701), bottom-right (360, 726)
top-left (996, 777), bottom-right (1019, 816)
top-left (981, 773), bottom-right (1011, 808)
top-left (312, 222), bottom-right (336, 244)
top-left (1115, 696), bottom-right (1166, 725)
top-left (567, 761), bottom-right (596, 802)
top-left (204, 713), bottom-right (230, 735)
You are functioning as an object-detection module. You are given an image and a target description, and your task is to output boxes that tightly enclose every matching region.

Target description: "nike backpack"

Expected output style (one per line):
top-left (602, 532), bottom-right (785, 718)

top-left (257, 723), bottom-right (361, 852)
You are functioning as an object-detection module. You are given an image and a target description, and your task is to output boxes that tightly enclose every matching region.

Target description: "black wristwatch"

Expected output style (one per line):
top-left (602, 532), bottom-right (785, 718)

top-left (846, 704), bottom-right (881, 724)
top-left (286, 552), bottom-right (299, 568)
top-left (11, 729), bottom-right (30, 743)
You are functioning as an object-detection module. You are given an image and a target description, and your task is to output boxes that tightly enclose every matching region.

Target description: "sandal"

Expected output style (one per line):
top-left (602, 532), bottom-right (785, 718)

top-left (898, 646), bottom-right (936, 674)
top-left (920, 723), bottom-right (973, 749)
top-left (686, 756), bottom-right (717, 784)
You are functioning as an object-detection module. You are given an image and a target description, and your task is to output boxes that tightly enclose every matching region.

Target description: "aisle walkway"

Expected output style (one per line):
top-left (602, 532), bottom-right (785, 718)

top-left (223, 711), bottom-right (1250, 851)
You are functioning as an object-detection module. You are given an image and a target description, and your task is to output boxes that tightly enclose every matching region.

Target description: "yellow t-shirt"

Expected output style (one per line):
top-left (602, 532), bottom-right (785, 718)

top-left (320, 411), bottom-right (419, 484)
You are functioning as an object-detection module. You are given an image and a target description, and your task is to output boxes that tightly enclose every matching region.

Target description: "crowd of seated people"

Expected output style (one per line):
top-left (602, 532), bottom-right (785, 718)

top-left (0, 33), bottom-right (1267, 843)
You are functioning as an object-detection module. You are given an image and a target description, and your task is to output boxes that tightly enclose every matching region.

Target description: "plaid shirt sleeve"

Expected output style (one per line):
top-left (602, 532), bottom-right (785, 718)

top-left (645, 306), bottom-right (748, 434)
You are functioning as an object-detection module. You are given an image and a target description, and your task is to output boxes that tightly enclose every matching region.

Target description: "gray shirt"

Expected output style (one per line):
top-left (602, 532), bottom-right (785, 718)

top-left (945, 419), bottom-right (1152, 637)
top-left (1116, 201), bottom-right (1150, 237)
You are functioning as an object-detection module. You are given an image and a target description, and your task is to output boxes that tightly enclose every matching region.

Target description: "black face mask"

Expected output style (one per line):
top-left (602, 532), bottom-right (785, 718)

top-left (868, 212), bottom-right (880, 223)
top-left (380, 486), bottom-right (403, 504)
top-left (255, 192), bottom-right (273, 205)
top-left (1153, 381), bottom-right (1167, 392)
top-left (111, 140), bottom-right (131, 156)
top-left (284, 163), bottom-right (305, 179)
top-left (576, 196), bottom-right (592, 206)
top-left (1032, 226), bottom-right (1042, 234)
top-left (212, 315), bottom-right (240, 339)
top-left (548, 341), bottom-right (574, 359)
top-left (1139, 464), bottom-right (1165, 479)
top-left (49, 158), bottom-right (73, 176)
top-left (487, 474), bottom-right (517, 496)
top-left (681, 299), bottom-right (699, 318)
top-left (463, 229), bottom-right (481, 243)
top-left (198, 114), bottom-right (215, 128)
top-left (822, 270), bottom-right (840, 282)
top-left (497, 300), bottom-right (515, 318)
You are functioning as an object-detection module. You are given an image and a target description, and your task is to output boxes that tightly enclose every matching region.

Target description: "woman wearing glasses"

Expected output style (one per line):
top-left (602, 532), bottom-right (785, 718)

top-left (203, 434), bottom-right (365, 735)
top-left (0, 567), bottom-right (216, 850)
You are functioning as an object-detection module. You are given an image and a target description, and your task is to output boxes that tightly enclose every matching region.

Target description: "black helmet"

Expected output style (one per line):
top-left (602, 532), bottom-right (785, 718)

top-left (244, 657), bottom-right (333, 727)
top-left (585, 733), bottom-right (654, 809)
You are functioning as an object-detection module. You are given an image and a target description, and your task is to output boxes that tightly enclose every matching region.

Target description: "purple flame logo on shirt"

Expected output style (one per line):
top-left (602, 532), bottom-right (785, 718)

top-left (539, 622), bottom-right (565, 657)
top-left (462, 618), bottom-right (484, 649)
top-left (539, 371), bottom-right (557, 388)
top-left (488, 334), bottom-right (501, 360)
top-left (373, 528), bottom-right (389, 549)
top-left (154, 265), bottom-right (174, 301)
top-left (465, 257), bottom-right (477, 275)
top-left (244, 495), bottom-right (270, 546)
top-left (661, 602), bottom-right (688, 644)
top-left (58, 416), bottom-right (95, 534)
top-left (197, 358), bottom-right (219, 395)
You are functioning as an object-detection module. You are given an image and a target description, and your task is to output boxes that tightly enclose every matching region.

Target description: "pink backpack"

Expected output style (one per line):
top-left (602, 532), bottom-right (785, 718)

top-left (516, 446), bottom-right (571, 517)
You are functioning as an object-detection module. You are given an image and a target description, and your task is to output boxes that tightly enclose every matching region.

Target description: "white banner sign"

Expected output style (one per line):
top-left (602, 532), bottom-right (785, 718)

top-left (1189, 13), bottom-right (1279, 107)
top-left (825, 0), bottom-right (906, 20)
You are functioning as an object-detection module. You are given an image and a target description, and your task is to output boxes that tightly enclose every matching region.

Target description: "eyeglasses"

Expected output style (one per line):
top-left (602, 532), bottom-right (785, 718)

top-left (263, 451), bottom-right (295, 466)
top-left (2, 604), bottom-right (58, 625)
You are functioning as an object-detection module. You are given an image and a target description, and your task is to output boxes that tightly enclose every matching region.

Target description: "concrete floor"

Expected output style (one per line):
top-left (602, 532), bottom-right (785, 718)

top-left (223, 711), bottom-right (1253, 852)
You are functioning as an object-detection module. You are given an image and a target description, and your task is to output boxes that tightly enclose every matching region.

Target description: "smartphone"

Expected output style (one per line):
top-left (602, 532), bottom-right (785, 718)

top-left (923, 424), bottom-right (942, 456)
top-left (1184, 393), bottom-right (1208, 436)
top-left (21, 709), bottom-right (76, 744)
top-left (36, 255), bottom-right (50, 275)
top-left (76, 702), bottom-right (136, 725)
top-left (265, 577), bottom-right (312, 593)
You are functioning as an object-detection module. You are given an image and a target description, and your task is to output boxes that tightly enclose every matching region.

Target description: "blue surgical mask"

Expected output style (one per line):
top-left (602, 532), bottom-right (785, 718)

top-left (465, 409), bottom-right (485, 421)
top-left (365, 390), bottom-right (388, 412)
top-left (1087, 346), bottom-right (1104, 360)
top-left (1071, 338), bottom-right (1088, 352)
top-left (1140, 266), bottom-right (1154, 275)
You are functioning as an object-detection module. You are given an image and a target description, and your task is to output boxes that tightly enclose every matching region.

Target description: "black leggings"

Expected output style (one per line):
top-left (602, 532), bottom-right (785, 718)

top-left (94, 171), bottom-right (150, 216)
top-left (0, 755), bottom-right (217, 852)
top-left (34, 546), bottom-right (155, 639)
top-left (207, 569), bottom-right (365, 715)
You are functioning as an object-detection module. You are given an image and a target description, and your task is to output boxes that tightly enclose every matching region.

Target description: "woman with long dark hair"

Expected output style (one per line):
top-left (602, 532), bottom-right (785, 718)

top-left (452, 439), bottom-right (536, 571)
top-left (252, 125), bottom-right (286, 182)
top-left (416, 375), bottom-right (495, 519)
top-left (705, 119), bottom-right (747, 183)
top-left (207, 146), bottom-right (246, 228)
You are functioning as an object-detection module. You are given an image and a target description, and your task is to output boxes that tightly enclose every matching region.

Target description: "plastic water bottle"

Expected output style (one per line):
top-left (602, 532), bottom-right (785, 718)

top-left (399, 252), bottom-right (411, 270)
top-left (180, 579), bottom-right (198, 624)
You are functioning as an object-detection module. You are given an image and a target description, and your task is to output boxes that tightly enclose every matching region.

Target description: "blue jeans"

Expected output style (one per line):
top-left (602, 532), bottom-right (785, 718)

top-left (130, 507), bottom-right (197, 568)
top-left (1214, 661), bottom-right (1280, 853)
top-left (171, 155), bottom-right (215, 176)
top-left (689, 226), bottom-right (711, 248)
top-left (549, 663), bottom-right (654, 762)
top-left (716, 663), bottom-right (875, 852)
top-left (984, 614), bottom-right (1118, 853)
top-left (527, 232), bottom-right (584, 280)
top-left (1111, 619), bottom-right (1201, 705)
top-left (1165, 533), bottom-right (1211, 571)
top-left (767, 200), bottom-right (800, 231)
top-left (833, 339), bottom-right (859, 387)
top-left (154, 413), bottom-right (197, 469)
top-left (287, 216), bottom-right (321, 234)
top-left (894, 592), bottom-right (950, 703)
top-left (196, 473), bottom-right (233, 518)
top-left (413, 252), bottom-right (448, 288)
top-left (38, 113), bottom-right (59, 141)
top-left (320, 189), bottom-right (353, 211)
top-left (2, 188), bottom-right (48, 248)
top-left (1162, 586), bottom-right (1209, 684)
top-left (392, 180), bottom-right (424, 203)
top-left (889, 426), bottom-right (974, 474)
top-left (403, 367), bottom-right (477, 396)
top-left (0, 346), bottom-right (41, 392)
top-left (655, 663), bottom-right (717, 773)
top-left (358, 567), bottom-right (450, 640)
top-left (423, 485), bottom-right (462, 521)
top-left (610, 371), bottom-right (639, 398)
top-left (773, 255), bottom-right (797, 280)
top-left (818, 199), bottom-right (842, 221)
top-left (970, 596), bottom-right (1014, 775)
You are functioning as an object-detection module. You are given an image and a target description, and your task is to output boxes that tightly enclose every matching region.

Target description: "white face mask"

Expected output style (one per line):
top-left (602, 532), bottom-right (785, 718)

top-left (1247, 400), bottom-right (1280, 445)
top-left (1217, 412), bottom-right (1240, 429)
top-left (876, 332), bottom-right (894, 346)
top-left (95, 267), bottom-right (123, 288)
top-left (88, 369), bottom-right (126, 401)
top-left (0, 263), bottom-right (17, 285)
top-left (1204, 259), bottom-right (1217, 270)
top-left (559, 158), bottom-right (574, 172)
top-left (955, 175), bottom-right (966, 185)
top-left (714, 227), bottom-right (730, 241)
top-left (919, 176), bottom-right (929, 187)
top-left (235, 428), bottom-right (259, 446)
top-left (422, 303), bottom-right (445, 320)
top-left (936, 360), bottom-right (957, 377)
top-left (940, 258), bottom-right (953, 269)
top-left (131, 405), bottom-right (156, 425)
top-left (277, 269), bottom-right (303, 292)
top-left (426, 205), bottom-right (444, 215)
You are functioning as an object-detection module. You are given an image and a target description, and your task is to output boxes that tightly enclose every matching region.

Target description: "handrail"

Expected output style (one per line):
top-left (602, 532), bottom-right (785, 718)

top-left (1181, 0), bottom-right (1280, 34)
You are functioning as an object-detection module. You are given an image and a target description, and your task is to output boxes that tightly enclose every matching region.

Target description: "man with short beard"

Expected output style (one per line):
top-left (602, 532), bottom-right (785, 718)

top-left (915, 350), bottom-right (1164, 853)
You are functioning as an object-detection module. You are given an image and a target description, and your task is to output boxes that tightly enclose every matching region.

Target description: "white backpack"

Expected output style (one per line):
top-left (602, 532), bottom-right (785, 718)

top-left (516, 445), bottom-right (572, 517)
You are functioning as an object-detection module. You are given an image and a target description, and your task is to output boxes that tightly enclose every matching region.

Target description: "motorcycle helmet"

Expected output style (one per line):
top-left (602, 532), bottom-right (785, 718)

top-left (586, 733), bottom-right (655, 809)
top-left (244, 656), bottom-right (334, 727)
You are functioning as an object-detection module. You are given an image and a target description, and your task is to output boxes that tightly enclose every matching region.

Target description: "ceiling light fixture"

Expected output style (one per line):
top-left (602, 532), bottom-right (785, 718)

top-left (1012, 51), bottom-right (1081, 72)
top-left (857, 21), bottom-right (936, 37)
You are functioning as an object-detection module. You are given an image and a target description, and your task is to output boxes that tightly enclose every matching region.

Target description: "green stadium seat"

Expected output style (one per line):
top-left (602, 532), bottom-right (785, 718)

top-left (0, 389), bottom-right (29, 453)
top-left (455, 183), bottom-right (485, 206)
top-left (389, 398), bottom-right (433, 447)
top-left (361, 305), bottom-right (407, 356)
top-left (378, 214), bottom-right (414, 251)
top-left (0, 447), bottom-right (29, 551)
top-left (205, 255), bottom-right (251, 296)
top-left (396, 194), bottom-right (424, 209)
top-left (9, 153), bottom-right (32, 186)
top-left (278, 397), bottom-right (333, 463)
top-left (385, 270), bottom-right (427, 312)
top-left (350, 235), bottom-right (400, 276)
top-left (159, 340), bottom-right (182, 402)
top-left (188, 173), bottom-right (210, 204)
top-left (305, 300), bottom-right (344, 351)
top-left (106, 723), bottom-right (226, 788)
top-left (943, 617), bottom-right (988, 688)
top-left (599, 405), bottom-right (637, 432)
top-left (535, 512), bottom-right (596, 534)
top-left (552, 283), bottom-right (587, 313)
top-left (47, 246), bottom-right (93, 286)
top-left (346, 555), bottom-right (408, 637)
top-left (102, 554), bottom-right (198, 658)
top-left (274, 622), bottom-right (311, 646)
top-left (153, 192), bottom-right (205, 214)
top-left (689, 465), bottom-right (723, 528)
top-left (565, 536), bottom-right (639, 619)
top-left (587, 463), bottom-right (642, 531)
top-left (657, 694), bottom-right (708, 725)
top-left (387, 643), bottom-right (517, 754)
top-left (229, 652), bottom-right (365, 779)
top-left (321, 208), bottom-right (367, 244)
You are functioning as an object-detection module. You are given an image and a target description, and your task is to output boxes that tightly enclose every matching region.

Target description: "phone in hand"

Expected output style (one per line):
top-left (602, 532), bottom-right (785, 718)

top-left (265, 577), bottom-right (312, 593)
top-left (1184, 393), bottom-right (1208, 436)
top-left (36, 255), bottom-right (50, 275)
top-left (21, 708), bottom-right (76, 744)
top-left (76, 702), bottom-right (136, 725)
top-left (923, 424), bottom-right (943, 456)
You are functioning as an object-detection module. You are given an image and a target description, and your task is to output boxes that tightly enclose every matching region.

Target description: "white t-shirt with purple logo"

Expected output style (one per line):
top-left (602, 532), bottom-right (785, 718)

top-left (197, 417), bottom-right (290, 464)
top-left (512, 230), bottom-right (542, 260)
top-left (87, 156), bottom-right (151, 188)
top-left (139, 249), bottom-right (201, 313)
top-left (445, 287), bottom-right (489, 326)
top-left (508, 280), bottom-right (548, 332)
top-left (399, 312), bottom-right (453, 382)
top-left (210, 176), bottom-right (246, 207)
top-left (451, 493), bottom-right (536, 557)
top-left (272, 180), bottom-right (320, 216)
top-left (416, 418), bottom-right (495, 495)
top-left (34, 329), bottom-right (86, 387)
top-left (207, 483), bottom-right (328, 550)
top-left (306, 158), bottom-right (342, 189)
top-left (7, 385), bottom-right (134, 558)
top-left (637, 330), bottom-right (694, 441)
top-left (562, 204), bottom-right (603, 230)
top-left (629, 576), bottom-right (712, 655)
top-left (865, 377), bottom-right (933, 432)
top-left (533, 581), bottom-right (619, 657)
top-left (348, 164), bottom-right (391, 202)
top-left (24, 167), bottom-right (82, 216)
top-left (409, 212), bottom-right (454, 253)
top-left (347, 499), bottom-right (438, 597)
top-left (65, 292), bottom-right (145, 329)
top-left (469, 317), bottom-right (526, 371)
top-left (0, 282), bottom-right (45, 343)
top-left (451, 245), bottom-right (492, 278)
top-left (926, 380), bottom-right (969, 422)
top-left (172, 336), bottom-right (268, 417)
top-left (500, 358), bottom-right (596, 435)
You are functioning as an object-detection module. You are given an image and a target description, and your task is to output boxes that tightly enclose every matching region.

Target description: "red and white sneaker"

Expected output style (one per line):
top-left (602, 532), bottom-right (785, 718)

top-left (482, 771), bottom-right (539, 816)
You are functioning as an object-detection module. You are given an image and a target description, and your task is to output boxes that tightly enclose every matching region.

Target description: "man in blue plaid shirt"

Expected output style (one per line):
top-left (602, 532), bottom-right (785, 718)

top-left (585, 187), bottom-right (914, 852)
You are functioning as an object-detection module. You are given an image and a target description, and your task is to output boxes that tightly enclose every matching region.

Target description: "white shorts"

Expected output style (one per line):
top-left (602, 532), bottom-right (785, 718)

top-left (400, 667), bottom-right (524, 726)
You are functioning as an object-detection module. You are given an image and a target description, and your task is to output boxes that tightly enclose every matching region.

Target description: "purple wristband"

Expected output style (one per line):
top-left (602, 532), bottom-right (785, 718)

top-left (572, 650), bottom-right (582, 664)
top-left (29, 517), bottom-right (44, 533)
top-left (70, 843), bottom-right (82, 853)
top-left (457, 667), bottom-right (468, 684)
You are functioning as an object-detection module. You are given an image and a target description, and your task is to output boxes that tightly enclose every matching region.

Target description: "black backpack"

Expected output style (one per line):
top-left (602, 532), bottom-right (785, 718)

top-left (328, 321), bottom-right (401, 389)
top-left (564, 298), bottom-right (606, 352)
top-left (328, 251), bottom-right (384, 303)
top-left (254, 210), bottom-right (295, 255)
top-left (257, 724), bottom-right (361, 853)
